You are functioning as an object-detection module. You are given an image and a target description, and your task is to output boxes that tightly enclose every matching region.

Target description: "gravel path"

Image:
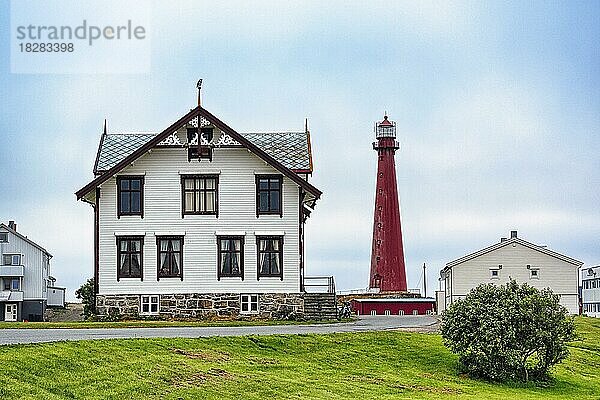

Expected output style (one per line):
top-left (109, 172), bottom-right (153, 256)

top-left (0, 315), bottom-right (438, 345)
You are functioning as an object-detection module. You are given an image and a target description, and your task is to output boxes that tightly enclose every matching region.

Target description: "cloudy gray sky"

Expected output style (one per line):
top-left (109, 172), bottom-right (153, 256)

top-left (1, 1), bottom-right (598, 300)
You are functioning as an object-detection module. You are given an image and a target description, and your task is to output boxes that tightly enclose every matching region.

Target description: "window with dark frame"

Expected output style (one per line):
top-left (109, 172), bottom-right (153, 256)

top-left (187, 128), bottom-right (213, 160)
top-left (116, 237), bottom-right (143, 280)
top-left (117, 176), bottom-right (144, 217)
top-left (157, 236), bottom-right (183, 280)
top-left (3, 279), bottom-right (9, 291)
top-left (11, 278), bottom-right (20, 291)
top-left (217, 236), bottom-right (244, 280)
top-left (256, 175), bottom-right (282, 216)
top-left (0, 232), bottom-right (8, 243)
top-left (257, 236), bottom-right (283, 280)
top-left (181, 176), bottom-right (218, 216)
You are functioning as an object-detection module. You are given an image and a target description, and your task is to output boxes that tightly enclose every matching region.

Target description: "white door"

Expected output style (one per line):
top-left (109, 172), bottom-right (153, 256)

top-left (5, 304), bottom-right (17, 321)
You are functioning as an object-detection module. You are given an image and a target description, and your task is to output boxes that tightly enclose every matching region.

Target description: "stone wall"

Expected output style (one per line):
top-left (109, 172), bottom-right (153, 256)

top-left (96, 293), bottom-right (305, 320)
top-left (96, 295), bottom-right (140, 318)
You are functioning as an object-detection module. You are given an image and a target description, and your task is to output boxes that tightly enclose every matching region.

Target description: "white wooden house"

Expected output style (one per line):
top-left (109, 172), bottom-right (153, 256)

top-left (582, 265), bottom-right (600, 317)
top-left (75, 96), bottom-right (333, 319)
top-left (0, 221), bottom-right (64, 322)
top-left (438, 231), bottom-right (582, 314)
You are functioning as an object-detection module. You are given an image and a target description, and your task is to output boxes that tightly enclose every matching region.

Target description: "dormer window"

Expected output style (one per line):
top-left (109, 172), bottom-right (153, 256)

top-left (117, 176), bottom-right (144, 217)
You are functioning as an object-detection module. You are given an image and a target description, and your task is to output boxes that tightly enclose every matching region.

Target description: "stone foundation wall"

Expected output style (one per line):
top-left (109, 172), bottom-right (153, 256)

top-left (96, 293), bottom-right (304, 320)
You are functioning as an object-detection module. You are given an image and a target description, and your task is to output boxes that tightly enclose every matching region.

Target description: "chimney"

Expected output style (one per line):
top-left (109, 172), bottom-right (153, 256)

top-left (500, 237), bottom-right (507, 242)
top-left (8, 221), bottom-right (16, 231)
top-left (510, 230), bottom-right (517, 239)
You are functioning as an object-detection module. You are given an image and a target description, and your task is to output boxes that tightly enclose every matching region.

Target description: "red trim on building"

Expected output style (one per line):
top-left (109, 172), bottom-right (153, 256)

top-left (351, 299), bottom-right (435, 316)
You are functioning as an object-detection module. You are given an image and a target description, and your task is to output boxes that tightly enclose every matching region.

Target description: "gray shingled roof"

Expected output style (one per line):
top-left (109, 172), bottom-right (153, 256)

top-left (94, 131), bottom-right (311, 174)
top-left (239, 132), bottom-right (311, 172)
top-left (95, 133), bottom-right (156, 174)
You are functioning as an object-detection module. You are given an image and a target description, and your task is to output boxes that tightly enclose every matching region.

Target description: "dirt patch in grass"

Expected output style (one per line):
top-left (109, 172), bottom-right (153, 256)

top-left (247, 356), bottom-right (280, 365)
top-left (171, 348), bottom-right (231, 362)
top-left (173, 368), bottom-right (235, 388)
top-left (347, 375), bottom-right (462, 395)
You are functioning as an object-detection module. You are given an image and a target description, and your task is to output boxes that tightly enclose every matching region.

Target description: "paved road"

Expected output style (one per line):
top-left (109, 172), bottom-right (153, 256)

top-left (0, 316), bottom-right (438, 345)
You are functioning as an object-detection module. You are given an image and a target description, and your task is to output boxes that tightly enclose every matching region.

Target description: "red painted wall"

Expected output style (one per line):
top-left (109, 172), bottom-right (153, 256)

top-left (351, 300), bottom-right (435, 316)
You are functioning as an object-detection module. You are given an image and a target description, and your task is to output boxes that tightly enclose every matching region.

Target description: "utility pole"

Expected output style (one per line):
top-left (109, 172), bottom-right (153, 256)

top-left (423, 263), bottom-right (427, 298)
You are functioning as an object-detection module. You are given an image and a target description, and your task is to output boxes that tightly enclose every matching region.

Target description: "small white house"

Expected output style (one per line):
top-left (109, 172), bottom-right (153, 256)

top-left (75, 93), bottom-right (331, 319)
top-left (582, 265), bottom-right (600, 317)
top-left (0, 221), bottom-right (64, 322)
top-left (438, 231), bottom-right (582, 314)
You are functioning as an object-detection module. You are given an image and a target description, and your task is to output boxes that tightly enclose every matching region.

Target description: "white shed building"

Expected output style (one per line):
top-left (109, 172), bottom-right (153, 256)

top-left (438, 231), bottom-right (582, 314)
top-left (582, 265), bottom-right (600, 317)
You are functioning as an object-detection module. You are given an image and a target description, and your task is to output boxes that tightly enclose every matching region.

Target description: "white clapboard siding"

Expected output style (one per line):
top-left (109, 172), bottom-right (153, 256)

top-left (0, 228), bottom-right (49, 300)
top-left (449, 242), bottom-right (579, 313)
top-left (98, 146), bottom-right (302, 295)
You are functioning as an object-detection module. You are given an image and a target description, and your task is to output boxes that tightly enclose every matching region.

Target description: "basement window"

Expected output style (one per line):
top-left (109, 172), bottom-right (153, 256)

top-left (240, 294), bottom-right (258, 314)
top-left (398, 310), bottom-right (405, 316)
top-left (384, 310), bottom-right (391, 316)
top-left (370, 310), bottom-right (377, 316)
top-left (140, 295), bottom-right (159, 315)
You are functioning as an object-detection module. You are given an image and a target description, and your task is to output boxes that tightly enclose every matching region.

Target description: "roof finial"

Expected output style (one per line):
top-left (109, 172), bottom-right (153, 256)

top-left (103, 119), bottom-right (107, 135)
top-left (305, 118), bottom-right (309, 133)
top-left (197, 79), bottom-right (203, 107)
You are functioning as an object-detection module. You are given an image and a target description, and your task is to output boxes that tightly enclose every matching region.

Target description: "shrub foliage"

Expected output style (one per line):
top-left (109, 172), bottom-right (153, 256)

top-left (441, 279), bottom-right (575, 382)
top-left (75, 278), bottom-right (96, 320)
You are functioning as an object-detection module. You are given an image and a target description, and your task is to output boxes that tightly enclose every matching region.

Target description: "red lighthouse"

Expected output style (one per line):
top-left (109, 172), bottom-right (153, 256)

top-left (369, 114), bottom-right (407, 292)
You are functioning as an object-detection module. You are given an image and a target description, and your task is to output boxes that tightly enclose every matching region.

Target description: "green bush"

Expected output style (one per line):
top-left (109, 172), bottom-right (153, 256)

top-left (75, 278), bottom-right (96, 320)
top-left (441, 279), bottom-right (575, 382)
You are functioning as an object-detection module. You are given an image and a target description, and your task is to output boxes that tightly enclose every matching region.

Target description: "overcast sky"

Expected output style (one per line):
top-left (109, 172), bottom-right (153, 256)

top-left (1, 1), bottom-right (598, 300)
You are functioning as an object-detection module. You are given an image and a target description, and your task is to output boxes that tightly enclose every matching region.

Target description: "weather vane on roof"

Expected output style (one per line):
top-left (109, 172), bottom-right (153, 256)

top-left (197, 79), bottom-right (203, 107)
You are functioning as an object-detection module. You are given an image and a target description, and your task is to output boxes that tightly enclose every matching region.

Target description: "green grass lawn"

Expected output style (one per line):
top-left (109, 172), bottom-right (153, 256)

top-left (0, 318), bottom-right (598, 399)
top-left (0, 318), bottom-right (345, 329)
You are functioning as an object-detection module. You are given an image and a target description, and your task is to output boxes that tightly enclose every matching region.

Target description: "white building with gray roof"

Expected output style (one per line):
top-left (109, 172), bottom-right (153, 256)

top-left (438, 230), bottom-right (582, 314)
top-left (75, 89), bottom-right (334, 320)
top-left (0, 221), bottom-right (64, 322)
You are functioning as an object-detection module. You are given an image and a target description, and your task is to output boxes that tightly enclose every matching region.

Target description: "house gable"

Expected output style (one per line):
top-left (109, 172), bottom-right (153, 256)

top-left (445, 237), bottom-right (583, 270)
top-left (0, 223), bottom-right (52, 258)
top-left (76, 106), bottom-right (322, 204)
